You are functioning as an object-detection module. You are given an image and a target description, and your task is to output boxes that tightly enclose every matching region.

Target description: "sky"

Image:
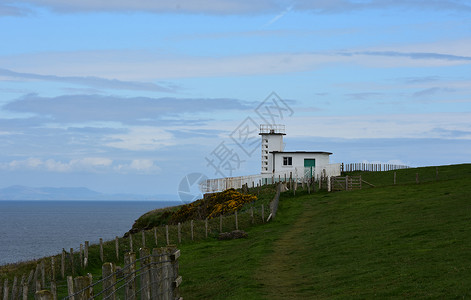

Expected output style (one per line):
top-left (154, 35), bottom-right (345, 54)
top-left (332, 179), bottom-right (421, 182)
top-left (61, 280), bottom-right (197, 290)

top-left (0, 0), bottom-right (470, 198)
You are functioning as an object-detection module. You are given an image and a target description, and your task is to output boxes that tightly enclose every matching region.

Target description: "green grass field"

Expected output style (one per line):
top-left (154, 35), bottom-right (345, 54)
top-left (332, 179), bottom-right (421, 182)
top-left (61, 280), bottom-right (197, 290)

top-left (178, 164), bottom-right (471, 299)
top-left (2, 164), bottom-right (470, 299)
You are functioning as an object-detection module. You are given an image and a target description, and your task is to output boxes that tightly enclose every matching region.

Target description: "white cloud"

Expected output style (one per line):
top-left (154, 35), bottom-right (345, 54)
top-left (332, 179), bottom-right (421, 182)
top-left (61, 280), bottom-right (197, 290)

top-left (1, 39), bottom-right (470, 81)
top-left (10, 0), bottom-right (278, 14)
top-left (1, 157), bottom-right (113, 172)
top-left (286, 112), bottom-right (471, 140)
top-left (105, 126), bottom-right (175, 151)
top-left (114, 159), bottom-right (161, 174)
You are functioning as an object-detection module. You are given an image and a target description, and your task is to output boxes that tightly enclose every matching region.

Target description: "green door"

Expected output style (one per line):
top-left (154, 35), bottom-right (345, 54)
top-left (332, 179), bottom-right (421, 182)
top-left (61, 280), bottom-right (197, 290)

top-left (304, 159), bottom-right (315, 168)
top-left (304, 159), bottom-right (315, 178)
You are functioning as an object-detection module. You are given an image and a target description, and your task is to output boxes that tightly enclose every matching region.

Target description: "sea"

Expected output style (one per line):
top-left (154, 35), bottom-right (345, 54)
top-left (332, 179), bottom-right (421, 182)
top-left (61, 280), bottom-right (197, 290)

top-left (0, 200), bottom-right (181, 265)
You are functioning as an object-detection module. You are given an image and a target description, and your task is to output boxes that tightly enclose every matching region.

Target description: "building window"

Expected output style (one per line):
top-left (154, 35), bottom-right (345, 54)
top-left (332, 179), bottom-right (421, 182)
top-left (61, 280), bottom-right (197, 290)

top-left (283, 156), bottom-right (292, 166)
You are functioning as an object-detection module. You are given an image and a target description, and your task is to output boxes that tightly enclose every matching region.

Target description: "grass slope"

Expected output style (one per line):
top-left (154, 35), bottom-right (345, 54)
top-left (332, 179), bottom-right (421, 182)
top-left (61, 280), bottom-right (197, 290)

top-left (178, 164), bottom-right (471, 299)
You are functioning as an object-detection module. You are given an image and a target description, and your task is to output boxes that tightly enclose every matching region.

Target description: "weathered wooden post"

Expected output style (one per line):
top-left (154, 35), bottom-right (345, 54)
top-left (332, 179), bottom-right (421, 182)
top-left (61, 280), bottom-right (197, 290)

top-left (66, 276), bottom-right (74, 300)
top-left (101, 262), bottom-right (116, 300)
top-left (74, 276), bottom-right (92, 300)
top-left (154, 227), bottom-right (158, 246)
top-left (70, 248), bottom-right (75, 276)
top-left (22, 282), bottom-right (28, 300)
top-left (11, 276), bottom-right (18, 300)
top-left (3, 279), bottom-right (9, 300)
top-left (61, 250), bottom-right (66, 278)
top-left (84, 241), bottom-right (89, 268)
top-left (51, 281), bottom-right (57, 300)
top-left (205, 219), bottom-right (208, 238)
top-left (79, 244), bottom-right (83, 268)
top-left (394, 171), bottom-right (397, 185)
top-left (115, 236), bottom-right (119, 260)
top-left (35, 290), bottom-right (53, 300)
top-left (139, 248), bottom-right (151, 300)
top-left (129, 234), bottom-right (134, 252)
top-left (124, 252), bottom-right (137, 300)
top-left (99, 238), bottom-right (104, 262)
top-left (166, 225), bottom-right (170, 245)
top-left (34, 263), bottom-right (41, 292)
top-left (151, 248), bottom-right (161, 298)
top-left (345, 175), bottom-right (349, 191)
top-left (142, 230), bottom-right (146, 248)
top-left (250, 206), bottom-right (254, 224)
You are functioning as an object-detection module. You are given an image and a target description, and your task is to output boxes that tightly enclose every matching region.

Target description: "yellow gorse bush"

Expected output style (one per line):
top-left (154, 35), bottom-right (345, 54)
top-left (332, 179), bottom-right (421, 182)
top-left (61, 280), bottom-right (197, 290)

top-left (170, 188), bottom-right (257, 223)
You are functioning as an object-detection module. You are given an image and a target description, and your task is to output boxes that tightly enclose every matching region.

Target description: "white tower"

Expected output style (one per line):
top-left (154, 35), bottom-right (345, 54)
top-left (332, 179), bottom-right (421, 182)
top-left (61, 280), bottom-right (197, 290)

top-left (260, 124), bottom-right (285, 174)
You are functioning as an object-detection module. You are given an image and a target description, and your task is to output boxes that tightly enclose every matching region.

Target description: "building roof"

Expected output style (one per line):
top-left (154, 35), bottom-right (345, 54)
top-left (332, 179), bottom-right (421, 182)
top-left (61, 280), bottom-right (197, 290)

top-left (271, 151), bottom-right (333, 155)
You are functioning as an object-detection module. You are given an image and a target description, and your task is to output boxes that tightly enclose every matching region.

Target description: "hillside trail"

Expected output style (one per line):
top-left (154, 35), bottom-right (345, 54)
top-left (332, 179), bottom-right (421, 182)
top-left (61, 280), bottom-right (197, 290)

top-left (256, 198), bottom-right (319, 299)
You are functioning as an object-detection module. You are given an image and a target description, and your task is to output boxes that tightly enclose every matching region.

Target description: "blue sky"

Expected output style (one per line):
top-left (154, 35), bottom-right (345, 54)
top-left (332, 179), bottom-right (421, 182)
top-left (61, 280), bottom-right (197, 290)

top-left (0, 0), bottom-right (470, 197)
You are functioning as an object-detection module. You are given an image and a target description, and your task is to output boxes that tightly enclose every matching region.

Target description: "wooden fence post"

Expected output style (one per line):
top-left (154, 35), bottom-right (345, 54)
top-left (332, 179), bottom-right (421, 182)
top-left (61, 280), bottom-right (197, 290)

top-left (166, 225), bottom-right (170, 245)
top-left (139, 248), bottom-right (151, 300)
top-left (142, 230), bottom-right (146, 248)
top-left (205, 219), bottom-right (208, 238)
top-left (3, 279), bottom-right (8, 300)
top-left (151, 248), bottom-right (161, 299)
top-left (115, 236), bottom-right (119, 260)
top-left (51, 280), bottom-right (57, 300)
top-left (124, 252), bottom-right (137, 300)
top-left (40, 260), bottom-right (45, 288)
top-left (74, 276), bottom-right (92, 300)
top-left (22, 282), bottom-right (28, 300)
top-left (11, 276), bottom-right (18, 300)
top-left (102, 263), bottom-right (116, 300)
top-left (61, 250), bottom-right (66, 278)
top-left (35, 290), bottom-right (53, 300)
top-left (99, 238), bottom-right (104, 262)
top-left (66, 276), bottom-right (74, 300)
top-left (79, 244), bottom-right (83, 268)
top-left (70, 248), bottom-right (75, 276)
top-left (154, 227), bottom-right (158, 246)
top-left (50, 257), bottom-right (55, 282)
top-left (394, 172), bottom-right (396, 185)
top-left (84, 241), bottom-right (89, 269)
top-left (129, 234), bottom-right (134, 253)
top-left (34, 263), bottom-right (40, 292)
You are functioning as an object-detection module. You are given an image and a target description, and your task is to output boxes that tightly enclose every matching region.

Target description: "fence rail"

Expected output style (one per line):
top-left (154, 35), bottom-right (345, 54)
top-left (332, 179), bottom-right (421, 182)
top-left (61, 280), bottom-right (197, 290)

top-left (343, 163), bottom-right (409, 172)
top-left (331, 175), bottom-right (362, 192)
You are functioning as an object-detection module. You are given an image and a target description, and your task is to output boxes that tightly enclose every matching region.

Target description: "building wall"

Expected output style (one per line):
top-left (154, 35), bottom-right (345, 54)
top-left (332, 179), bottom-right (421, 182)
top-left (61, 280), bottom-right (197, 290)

top-left (261, 134), bottom-right (284, 174)
top-left (273, 153), bottom-right (331, 178)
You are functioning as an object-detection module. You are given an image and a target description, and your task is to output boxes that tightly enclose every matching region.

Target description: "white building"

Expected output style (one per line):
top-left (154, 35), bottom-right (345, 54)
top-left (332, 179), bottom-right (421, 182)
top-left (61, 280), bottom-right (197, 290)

top-left (201, 124), bottom-right (341, 192)
top-left (259, 124), bottom-right (339, 183)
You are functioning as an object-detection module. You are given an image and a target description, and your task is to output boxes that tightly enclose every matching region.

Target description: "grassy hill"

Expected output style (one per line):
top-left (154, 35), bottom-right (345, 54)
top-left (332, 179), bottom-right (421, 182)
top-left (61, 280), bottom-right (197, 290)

top-left (177, 164), bottom-right (471, 299)
top-left (1, 164), bottom-right (470, 299)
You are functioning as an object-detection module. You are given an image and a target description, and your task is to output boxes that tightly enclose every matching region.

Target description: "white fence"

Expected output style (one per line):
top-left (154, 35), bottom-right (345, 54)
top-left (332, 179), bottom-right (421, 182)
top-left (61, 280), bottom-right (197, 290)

top-left (200, 163), bottom-right (342, 193)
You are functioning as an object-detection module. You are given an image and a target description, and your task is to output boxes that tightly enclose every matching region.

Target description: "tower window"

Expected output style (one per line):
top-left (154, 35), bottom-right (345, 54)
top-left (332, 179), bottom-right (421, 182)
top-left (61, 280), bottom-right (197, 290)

top-left (283, 157), bottom-right (292, 166)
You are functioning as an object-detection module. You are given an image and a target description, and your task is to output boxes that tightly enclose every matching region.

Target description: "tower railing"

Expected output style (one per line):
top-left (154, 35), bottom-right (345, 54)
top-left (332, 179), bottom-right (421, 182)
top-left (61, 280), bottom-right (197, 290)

top-left (259, 124), bottom-right (285, 134)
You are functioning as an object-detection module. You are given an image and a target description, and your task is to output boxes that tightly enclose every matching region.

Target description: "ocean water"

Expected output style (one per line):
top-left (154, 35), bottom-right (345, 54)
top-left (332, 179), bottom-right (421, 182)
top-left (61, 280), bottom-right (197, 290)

top-left (0, 200), bottom-right (180, 265)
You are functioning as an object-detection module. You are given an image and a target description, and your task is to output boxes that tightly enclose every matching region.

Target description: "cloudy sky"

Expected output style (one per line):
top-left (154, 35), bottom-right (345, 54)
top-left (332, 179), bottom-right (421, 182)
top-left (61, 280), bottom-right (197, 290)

top-left (1, 0), bottom-right (470, 197)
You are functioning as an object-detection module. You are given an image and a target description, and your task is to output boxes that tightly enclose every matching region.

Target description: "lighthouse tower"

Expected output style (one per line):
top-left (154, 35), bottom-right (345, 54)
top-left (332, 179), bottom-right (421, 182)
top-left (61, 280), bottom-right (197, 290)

top-left (259, 124), bottom-right (285, 174)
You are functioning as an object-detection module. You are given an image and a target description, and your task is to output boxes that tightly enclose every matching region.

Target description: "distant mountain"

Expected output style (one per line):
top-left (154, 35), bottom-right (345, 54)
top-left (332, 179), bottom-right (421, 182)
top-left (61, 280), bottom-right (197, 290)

top-left (0, 185), bottom-right (178, 201)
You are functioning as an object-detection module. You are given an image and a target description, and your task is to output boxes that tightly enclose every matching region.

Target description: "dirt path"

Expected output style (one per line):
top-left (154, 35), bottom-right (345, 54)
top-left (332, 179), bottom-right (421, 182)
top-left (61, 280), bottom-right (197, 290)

top-left (256, 200), bottom-right (319, 299)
